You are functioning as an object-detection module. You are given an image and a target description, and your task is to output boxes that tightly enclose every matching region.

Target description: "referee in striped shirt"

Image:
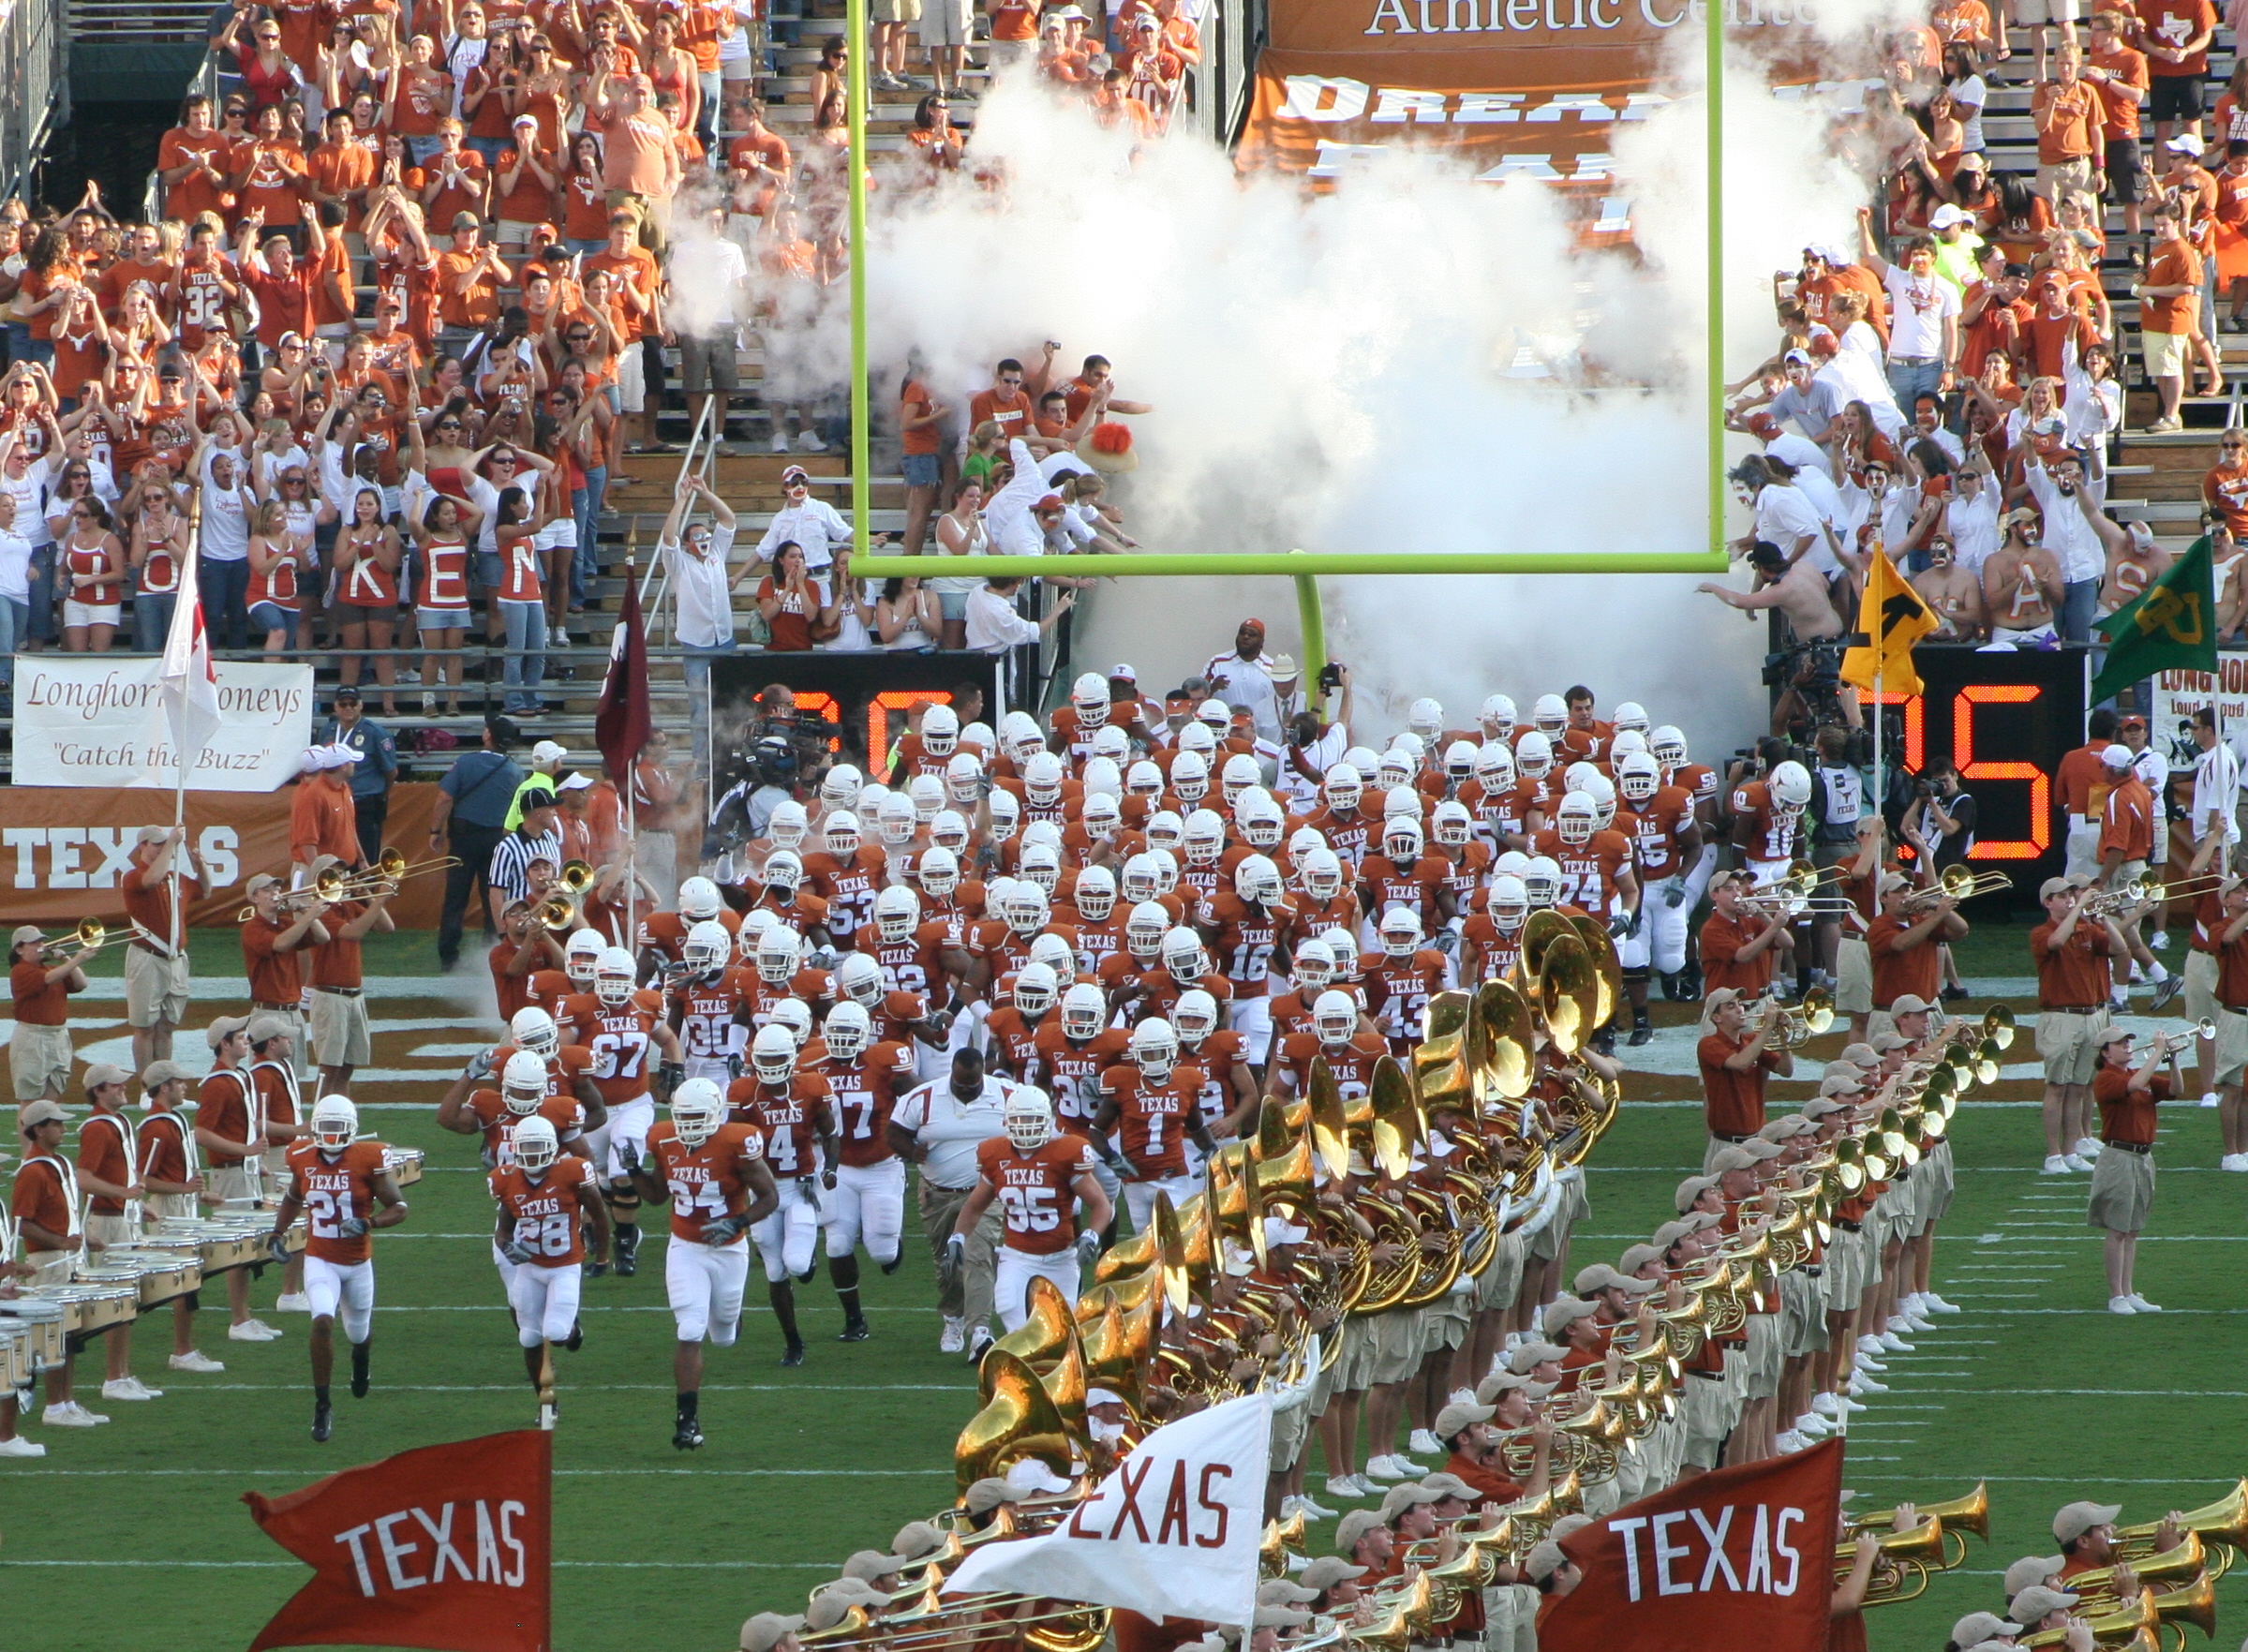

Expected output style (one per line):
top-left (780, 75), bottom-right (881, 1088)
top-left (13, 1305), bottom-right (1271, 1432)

top-left (486, 784), bottom-right (563, 931)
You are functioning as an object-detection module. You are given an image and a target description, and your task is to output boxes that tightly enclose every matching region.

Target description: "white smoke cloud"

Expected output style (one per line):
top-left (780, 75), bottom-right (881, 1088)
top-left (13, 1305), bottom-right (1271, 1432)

top-left (736, 49), bottom-right (1901, 759)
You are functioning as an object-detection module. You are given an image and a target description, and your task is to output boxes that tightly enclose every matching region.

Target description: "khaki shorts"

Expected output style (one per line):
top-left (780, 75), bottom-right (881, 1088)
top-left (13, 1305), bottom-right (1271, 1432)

top-left (26, 1249), bottom-right (75, 1286)
top-left (2218, 1006), bottom-right (2248, 1086)
top-left (2039, 1007), bottom-right (2111, 1087)
top-left (872, 0), bottom-right (921, 21)
top-left (85, 1212), bottom-right (135, 1248)
top-left (125, 945), bottom-right (192, 1030)
top-left (2087, 1144), bottom-right (2154, 1234)
top-left (2186, 949), bottom-right (2222, 1030)
top-left (1680, 1373), bottom-right (1729, 1470)
top-left (1741, 1311), bottom-right (1782, 1399)
top-left (2033, 156), bottom-right (2095, 202)
top-left (1331, 1314), bottom-right (1377, 1394)
top-left (1368, 1306), bottom-right (1425, 1387)
top-left (146, 1191), bottom-right (199, 1221)
top-left (9, 1020), bottom-right (72, 1100)
top-left (1269, 1392), bottom-right (1310, 1471)
top-left (2145, 329), bottom-right (2191, 381)
top-left (1836, 935), bottom-right (1873, 1017)
top-left (308, 989), bottom-right (373, 1069)
top-left (919, 0), bottom-right (971, 44)
top-left (207, 1164), bottom-right (261, 1206)
top-left (1422, 1300), bottom-right (1470, 1356)
top-left (1478, 1228), bottom-right (1526, 1312)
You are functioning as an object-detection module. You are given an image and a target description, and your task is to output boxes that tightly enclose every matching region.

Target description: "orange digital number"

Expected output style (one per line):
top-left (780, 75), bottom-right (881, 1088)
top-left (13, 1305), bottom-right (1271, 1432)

top-left (1954, 683), bottom-right (2048, 860)
top-left (791, 692), bottom-right (844, 754)
top-left (867, 692), bottom-right (951, 770)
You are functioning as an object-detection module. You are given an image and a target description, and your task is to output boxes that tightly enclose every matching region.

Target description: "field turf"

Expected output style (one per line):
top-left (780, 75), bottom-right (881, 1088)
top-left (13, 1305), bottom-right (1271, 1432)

top-left (3, 921), bottom-right (2246, 1652)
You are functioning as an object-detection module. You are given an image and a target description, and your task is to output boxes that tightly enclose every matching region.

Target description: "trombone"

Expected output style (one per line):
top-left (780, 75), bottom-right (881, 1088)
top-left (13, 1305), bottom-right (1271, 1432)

top-left (34, 918), bottom-right (125, 960)
top-left (328, 843), bottom-right (463, 899)
top-left (1899, 863), bottom-right (2016, 910)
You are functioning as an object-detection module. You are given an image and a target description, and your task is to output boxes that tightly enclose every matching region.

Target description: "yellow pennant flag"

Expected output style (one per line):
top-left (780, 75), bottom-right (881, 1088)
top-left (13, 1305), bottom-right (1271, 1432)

top-left (1839, 549), bottom-right (1939, 697)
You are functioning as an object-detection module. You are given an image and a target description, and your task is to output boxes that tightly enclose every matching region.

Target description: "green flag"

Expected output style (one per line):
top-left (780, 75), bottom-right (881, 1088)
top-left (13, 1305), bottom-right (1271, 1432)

top-left (2091, 535), bottom-right (2218, 704)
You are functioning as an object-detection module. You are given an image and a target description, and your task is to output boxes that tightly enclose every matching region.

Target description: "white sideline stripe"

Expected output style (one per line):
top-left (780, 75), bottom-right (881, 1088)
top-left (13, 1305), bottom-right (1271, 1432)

top-left (1845, 1474), bottom-right (2241, 1486)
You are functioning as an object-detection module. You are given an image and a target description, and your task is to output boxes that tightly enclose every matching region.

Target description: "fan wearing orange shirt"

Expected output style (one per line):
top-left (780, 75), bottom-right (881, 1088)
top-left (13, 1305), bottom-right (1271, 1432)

top-left (488, 1114), bottom-right (609, 1406)
top-left (1092, 1018), bottom-right (1213, 1235)
top-left (625, 1079), bottom-right (778, 1449)
top-left (268, 1095), bottom-right (409, 1444)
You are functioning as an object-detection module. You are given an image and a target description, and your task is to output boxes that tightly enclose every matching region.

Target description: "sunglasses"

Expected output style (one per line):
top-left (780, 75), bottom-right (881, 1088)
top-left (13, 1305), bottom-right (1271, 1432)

top-left (435, 419), bottom-right (463, 431)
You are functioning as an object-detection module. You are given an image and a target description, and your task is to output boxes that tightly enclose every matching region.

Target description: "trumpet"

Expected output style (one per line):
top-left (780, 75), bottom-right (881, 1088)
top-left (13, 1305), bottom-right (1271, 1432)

top-left (34, 918), bottom-right (123, 960)
top-left (2144, 1021), bottom-right (2217, 1062)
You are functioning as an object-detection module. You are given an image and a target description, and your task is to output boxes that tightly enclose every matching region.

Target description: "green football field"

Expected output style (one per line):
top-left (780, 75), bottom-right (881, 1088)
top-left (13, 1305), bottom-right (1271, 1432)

top-left (3, 923), bottom-right (2246, 1652)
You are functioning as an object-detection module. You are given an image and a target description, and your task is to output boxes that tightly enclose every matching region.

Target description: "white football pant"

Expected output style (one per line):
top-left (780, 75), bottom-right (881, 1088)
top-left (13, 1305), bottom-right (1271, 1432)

top-left (666, 1238), bottom-right (751, 1345)
top-left (823, 1157), bottom-right (907, 1264)
top-left (508, 1263), bottom-right (583, 1348)
top-left (305, 1255), bottom-right (374, 1342)
top-left (752, 1178), bottom-right (822, 1284)
top-left (994, 1248), bottom-right (1080, 1332)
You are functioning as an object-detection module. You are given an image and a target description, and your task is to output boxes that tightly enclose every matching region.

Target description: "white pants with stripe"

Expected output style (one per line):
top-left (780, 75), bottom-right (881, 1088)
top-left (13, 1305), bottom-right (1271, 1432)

top-left (305, 1255), bottom-right (374, 1342)
top-left (665, 1239), bottom-right (751, 1344)
top-left (995, 1247), bottom-right (1080, 1332)
top-left (752, 1178), bottom-right (822, 1283)
top-left (604, 1094), bottom-right (656, 1181)
top-left (1123, 1173), bottom-right (1199, 1238)
top-left (823, 1157), bottom-right (907, 1264)
top-left (508, 1263), bottom-right (582, 1348)
top-left (1226, 993), bottom-right (1273, 1065)
top-left (1617, 875), bottom-right (1691, 975)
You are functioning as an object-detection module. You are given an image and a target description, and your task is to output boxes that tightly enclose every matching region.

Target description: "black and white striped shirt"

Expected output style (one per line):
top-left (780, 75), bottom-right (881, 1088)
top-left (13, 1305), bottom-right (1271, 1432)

top-left (488, 827), bottom-right (564, 907)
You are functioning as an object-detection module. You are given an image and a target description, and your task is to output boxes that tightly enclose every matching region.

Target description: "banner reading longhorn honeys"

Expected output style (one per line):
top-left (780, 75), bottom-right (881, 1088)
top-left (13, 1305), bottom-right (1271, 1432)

top-left (244, 1430), bottom-right (552, 1652)
top-left (1537, 1436), bottom-right (1843, 1652)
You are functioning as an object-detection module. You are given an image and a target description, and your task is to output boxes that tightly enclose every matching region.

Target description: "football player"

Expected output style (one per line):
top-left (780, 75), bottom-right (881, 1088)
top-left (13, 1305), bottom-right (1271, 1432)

top-left (1197, 852), bottom-right (1296, 1069)
top-left (635, 876), bottom-right (741, 978)
top-left (812, 1000), bottom-right (916, 1340)
top-left (488, 1115), bottom-right (610, 1416)
top-left (1360, 908), bottom-right (1452, 1056)
top-left (727, 1023), bottom-right (839, 1365)
top-left (1615, 752), bottom-right (1706, 1033)
top-left (1267, 990), bottom-right (1390, 1104)
top-left (625, 1079), bottom-right (778, 1450)
top-left (1092, 1019), bottom-right (1213, 1234)
top-left (667, 925), bottom-right (752, 1084)
top-left (584, 944), bottom-right (684, 1277)
top-left (949, 1089), bottom-right (1110, 1332)
top-left (267, 1095), bottom-right (408, 1443)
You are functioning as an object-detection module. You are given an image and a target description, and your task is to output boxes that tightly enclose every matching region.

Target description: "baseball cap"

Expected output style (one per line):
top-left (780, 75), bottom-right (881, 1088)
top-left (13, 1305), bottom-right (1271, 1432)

top-left (2053, 1500), bottom-right (2123, 1543)
top-left (141, 1060), bottom-right (196, 1089)
top-left (1522, 1540), bottom-right (1571, 1582)
top-left (19, 1099), bottom-right (71, 1128)
top-left (82, 1063), bottom-right (131, 1091)
top-left (137, 825), bottom-right (172, 844)
top-left (781, 464), bottom-right (810, 484)
top-left (1508, 1338), bottom-right (1566, 1372)
top-left (1783, 348), bottom-right (1812, 366)
top-left (739, 1614), bottom-right (807, 1652)
top-left (206, 1013), bottom-right (251, 1049)
top-left (1930, 203), bottom-right (1969, 228)
top-left (1477, 1370), bottom-right (1557, 1404)
top-left (891, 1521), bottom-right (945, 1561)
top-left (245, 873), bottom-right (281, 898)
top-left (1298, 1557), bottom-right (1367, 1592)
top-left (1675, 1173), bottom-right (1720, 1213)
top-left (1888, 988), bottom-right (1931, 1015)
top-left (1870, 1032), bottom-right (1911, 1053)
top-left (559, 773), bottom-right (595, 792)
top-left (1258, 1579), bottom-right (1321, 1606)
top-left (1573, 1263), bottom-right (1656, 1296)
top-left (2002, 1556), bottom-right (2064, 1596)
top-left (1335, 1510), bottom-right (1386, 1552)
top-left (1378, 1481), bottom-right (1444, 1522)
top-left (2040, 874), bottom-right (2076, 900)
top-left (1758, 1115), bottom-right (1816, 1141)
top-left (246, 1012), bottom-right (293, 1044)
top-left (1653, 1212), bottom-right (1720, 1247)
top-left (2100, 743), bottom-right (2133, 768)
top-left (1617, 1242), bottom-right (1665, 1275)
top-left (452, 210), bottom-right (481, 229)
top-left (2098, 1025), bottom-right (2135, 1048)
top-left (1419, 1472), bottom-right (1480, 1501)
top-left (2166, 134), bottom-right (2202, 153)
top-left (2010, 1585), bottom-right (2081, 1624)
top-left (531, 739), bottom-right (568, 766)
top-left (963, 1478), bottom-right (1021, 1515)
top-left (1541, 1295), bottom-right (1599, 1335)
top-left (9, 924), bottom-right (41, 947)
top-left (1951, 1613), bottom-right (2020, 1647)
top-left (1432, 1400), bottom-right (1494, 1440)
top-left (1803, 1095), bottom-right (1849, 1120)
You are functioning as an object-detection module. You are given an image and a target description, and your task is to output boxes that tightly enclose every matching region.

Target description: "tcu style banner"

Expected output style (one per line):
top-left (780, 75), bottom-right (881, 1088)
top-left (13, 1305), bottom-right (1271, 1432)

top-left (11, 654), bottom-right (315, 791)
top-left (245, 1430), bottom-right (553, 1652)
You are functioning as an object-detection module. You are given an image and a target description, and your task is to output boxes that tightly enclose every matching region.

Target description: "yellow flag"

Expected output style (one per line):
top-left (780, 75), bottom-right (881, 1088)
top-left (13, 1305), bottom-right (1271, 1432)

top-left (1839, 549), bottom-right (1939, 697)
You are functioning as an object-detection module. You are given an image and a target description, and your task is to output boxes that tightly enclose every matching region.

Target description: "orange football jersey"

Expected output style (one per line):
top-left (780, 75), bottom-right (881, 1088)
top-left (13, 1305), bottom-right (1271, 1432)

top-left (725, 1073), bottom-right (833, 1179)
top-left (976, 1132), bottom-right (1097, 1256)
top-left (286, 1139), bottom-right (392, 1264)
top-left (647, 1119), bottom-right (764, 1243)
top-left (819, 1042), bottom-right (916, 1167)
top-left (488, 1154), bottom-right (595, 1267)
top-left (1097, 1064), bottom-right (1205, 1178)
top-left (584, 992), bottom-right (665, 1105)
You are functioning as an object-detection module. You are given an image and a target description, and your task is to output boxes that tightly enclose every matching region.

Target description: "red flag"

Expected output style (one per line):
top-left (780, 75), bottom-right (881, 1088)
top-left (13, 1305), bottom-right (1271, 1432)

top-left (244, 1430), bottom-right (551, 1652)
top-left (1536, 1437), bottom-right (1844, 1652)
top-left (594, 568), bottom-right (651, 789)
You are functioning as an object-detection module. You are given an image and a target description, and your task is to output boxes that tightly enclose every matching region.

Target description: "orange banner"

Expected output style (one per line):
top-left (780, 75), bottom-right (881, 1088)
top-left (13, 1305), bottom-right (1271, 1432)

top-left (1236, 0), bottom-right (1824, 182)
top-left (0, 783), bottom-right (445, 928)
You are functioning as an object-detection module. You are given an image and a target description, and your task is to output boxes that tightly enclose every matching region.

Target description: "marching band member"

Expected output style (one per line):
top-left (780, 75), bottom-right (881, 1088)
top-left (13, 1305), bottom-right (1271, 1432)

top-left (137, 1060), bottom-right (225, 1376)
top-left (2087, 1027), bottom-right (2182, 1315)
top-left (247, 1013), bottom-right (310, 1312)
top-left (12, 1100), bottom-right (108, 1427)
top-left (239, 872), bottom-right (330, 1081)
top-left (1696, 871), bottom-right (1794, 998)
top-left (306, 869), bottom-right (396, 1095)
top-left (268, 1094), bottom-right (409, 1442)
top-left (948, 1087), bottom-right (1109, 1332)
top-left (1696, 988), bottom-right (1792, 1171)
top-left (121, 825), bottom-right (202, 1071)
top-left (74, 1064), bottom-right (161, 1404)
top-left (196, 1014), bottom-right (287, 1343)
top-left (625, 1079), bottom-right (779, 1451)
top-left (489, 1114), bottom-right (610, 1411)
top-left (2033, 876), bottom-right (2128, 1175)
top-left (1866, 873), bottom-right (1968, 1043)
top-left (8, 923), bottom-right (95, 1106)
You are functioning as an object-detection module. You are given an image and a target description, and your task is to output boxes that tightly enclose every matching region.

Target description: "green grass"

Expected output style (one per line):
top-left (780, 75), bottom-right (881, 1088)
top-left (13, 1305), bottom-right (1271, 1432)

top-left (5, 919), bottom-right (2245, 1651)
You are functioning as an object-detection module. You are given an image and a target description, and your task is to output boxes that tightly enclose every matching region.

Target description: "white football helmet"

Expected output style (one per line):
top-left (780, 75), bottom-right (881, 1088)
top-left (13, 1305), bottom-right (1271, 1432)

top-left (1609, 729), bottom-right (1649, 762)
top-left (512, 1114), bottom-right (559, 1174)
top-left (1496, 849), bottom-right (1532, 880)
top-left (1220, 752), bottom-right (1261, 807)
top-left (1071, 671), bottom-right (1110, 726)
top-left (511, 1005), bottom-right (559, 1059)
top-left (1379, 906), bottom-right (1422, 958)
top-left (1514, 732), bottom-right (1554, 781)
top-left (1001, 881), bottom-right (1050, 938)
top-left (1617, 752), bottom-right (1661, 806)
top-left (1650, 725), bottom-right (1689, 770)
top-left (1121, 854), bottom-right (1164, 906)
top-left (1524, 856), bottom-right (1564, 908)
top-left (1162, 926), bottom-right (1207, 980)
top-left (751, 1021), bottom-right (798, 1085)
top-left (1480, 694), bottom-right (1517, 737)
top-left (679, 875), bottom-right (723, 921)
top-left (1564, 761), bottom-right (1603, 798)
top-left (1301, 847), bottom-right (1346, 902)
top-left (1532, 693), bottom-right (1569, 733)
top-left (684, 918), bottom-right (732, 974)
top-left (1126, 760), bottom-right (1166, 798)
top-left (1313, 990), bottom-right (1358, 1046)
top-left (1073, 864), bottom-right (1118, 921)
top-left (1770, 760), bottom-right (1812, 810)
top-left (986, 788), bottom-right (1021, 841)
top-left (929, 811), bottom-right (972, 854)
top-left (905, 774), bottom-right (945, 823)
top-left (565, 928), bottom-right (603, 986)
top-left (1288, 826), bottom-right (1327, 868)
top-left (1292, 935), bottom-right (1334, 990)
top-left (767, 997), bottom-right (814, 1048)
top-left (1183, 810), bottom-right (1227, 867)
top-left (501, 1050), bottom-right (549, 1115)
top-left (1488, 874), bottom-right (1529, 932)
top-left (1081, 757), bottom-right (1124, 800)
top-left (1195, 698), bottom-right (1232, 732)
top-left (945, 752), bottom-right (984, 806)
top-left (917, 845), bottom-right (960, 897)
top-left (1083, 793), bottom-right (1124, 839)
top-left (763, 849), bottom-right (806, 893)
top-left (1091, 724), bottom-right (1130, 765)
top-left (1020, 841), bottom-right (1064, 896)
top-left (1343, 745), bottom-right (1379, 774)
top-left (1001, 709), bottom-right (1045, 766)
top-left (820, 764), bottom-right (864, 809)
top-left (1125, 900), bottom-right (1170, 961)
top-left (836, 950), bottom-right (885, 1008)
top-left (755, 926), bottom-right (800, 985)
top-left (920, 703), bottom-right (960, 755)
top-left (1611, 701), bottom-right (1649, 733)
top-left (1383, 816), bottom-right (1425, 861)
top-left (1061, 982), bottom-right (1108, 1041)
top-left (1408, 697), bottom-right (1445, 742)
top-left (1005, 1086), bottom-right (1057, 1151)
top-left (595, 945), bottom-right (639, 1005)
top-left (1169, 749), bottom-right (1211, 803)
top-left (1022, 752), bottom-right (1065, 808)
top-left (1432, 800), bottom-right (1474, 847)
top-left (1176, 722), bottom-right (1217, 757)
top-left (767, 798), bottom-right (811, 851)
top-left (311, 1094), bottom-right (359, 1151)
top-left (1173, 988), bottom-right (1219, 1045)
top-left (1147, 848), bottom-right (1180, 896)
top-left (960, 721), bottom-right (996, 754)
top-left (1375, 749), bottom-right (1414, 794)
top-left (1131, 1018), bottom-right (1178, 1080)
top-left (1443, 740), bottom-right (1478, 786)
top-left (1235, 853), bottom-right (1284, 905)
top-left (823, 810), bottom-right (863, 856)
top-left (1238, 794), bottom-right (1286, 850)
top-left (823, 1000), bottom-right (872, 1062)
top-left (1322, 763), bottom-right (1363, 813)
top-left (1144, 812), bottom-right (1184, 855)
top-left (1556, 792), bottom-right (1600, 847)
top-left (875, 885), bottom-right (923, 945)
top-left (670, 1078), bottom-right (725, 1149)
top-left (1029, 932), bottom-right (1077, 985)
top-left (1581, 771), bottom-right (1618, 829)
top-left (1012, 960), bottom-right (1061, 1016)
top-left (737, 908), bottom-right (779, 961)
top-left (1475, 743), bottom-right (1516, 793)
top-left (856, 783), bottom-right (893, 822)
top-left (1383, 785), bottom-right (1422, 822)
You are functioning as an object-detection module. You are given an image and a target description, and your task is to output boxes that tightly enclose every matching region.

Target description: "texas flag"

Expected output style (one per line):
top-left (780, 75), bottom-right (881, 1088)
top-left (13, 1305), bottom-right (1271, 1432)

top-left (159, 536), bottom-right (220, 774)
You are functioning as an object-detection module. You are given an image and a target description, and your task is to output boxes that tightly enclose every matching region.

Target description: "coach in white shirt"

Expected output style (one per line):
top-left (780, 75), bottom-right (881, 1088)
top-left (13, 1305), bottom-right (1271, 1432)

top-left (890, 1045), bottom-right (1017, 1358)
top-left (2189, 707), bottom-right (2243, 871)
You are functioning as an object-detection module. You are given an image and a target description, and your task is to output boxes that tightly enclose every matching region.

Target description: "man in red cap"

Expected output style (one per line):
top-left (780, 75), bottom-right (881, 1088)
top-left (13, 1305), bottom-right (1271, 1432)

top-left (1204, 618), bottom-right (1282, 742)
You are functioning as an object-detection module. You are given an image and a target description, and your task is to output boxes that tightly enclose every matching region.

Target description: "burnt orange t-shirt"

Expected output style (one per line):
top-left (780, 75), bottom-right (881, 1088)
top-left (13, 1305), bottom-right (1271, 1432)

top-left (2032, 918), bottom-right (2115, 1008)
top-left (9, 959), bottom-right (71, 1024)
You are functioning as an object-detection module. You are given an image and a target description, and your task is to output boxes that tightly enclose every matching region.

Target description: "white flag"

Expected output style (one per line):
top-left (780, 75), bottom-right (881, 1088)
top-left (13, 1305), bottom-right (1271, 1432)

top-left (943, 1392), bottom-right (1272, 1628)
top-left (159, 538), bottom-right (221, 773)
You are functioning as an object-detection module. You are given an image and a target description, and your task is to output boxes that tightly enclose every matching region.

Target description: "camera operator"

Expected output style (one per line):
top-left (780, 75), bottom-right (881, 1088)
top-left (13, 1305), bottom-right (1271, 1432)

top-left (709, 735), bottom-right (803, 864)
top-left (749, 683), bottom-right (840, 779)
top-left (1904, 760), bottom-right (1975, 1003)
top-left (1276, 662), bottom-right (1354, 812)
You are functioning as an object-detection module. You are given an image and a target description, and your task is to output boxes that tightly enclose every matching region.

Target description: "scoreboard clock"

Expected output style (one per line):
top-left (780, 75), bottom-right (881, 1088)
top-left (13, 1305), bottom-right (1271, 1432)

top-left (707, 652), bottom-right (1008, 778)
top-left (1863, 645), bottom-right (2088, 897)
